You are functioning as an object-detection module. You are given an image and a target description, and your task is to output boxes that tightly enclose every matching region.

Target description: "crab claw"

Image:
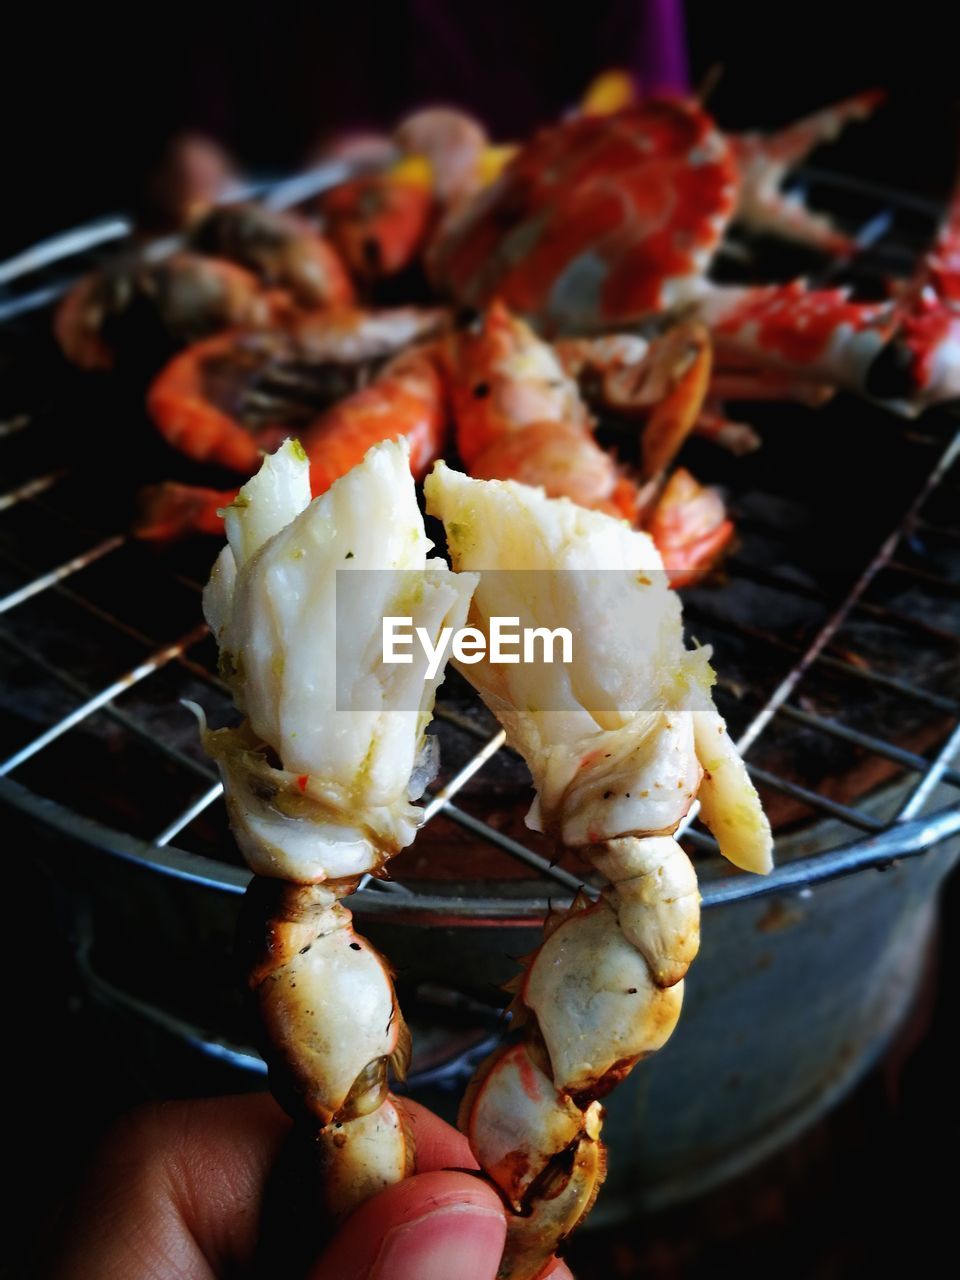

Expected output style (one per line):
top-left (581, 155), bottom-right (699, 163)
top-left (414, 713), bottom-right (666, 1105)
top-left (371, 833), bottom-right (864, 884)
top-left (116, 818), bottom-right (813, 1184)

top-left (864, 296), bottom-right (960, 414)
top-left (731, 91), bottom-right (886, 255)
top-left (494, 1127), bottom-right (604, 1280)
top-left (460, 1043), bottom-right (593, 1213)
top-left (460, 1043), bottom-right (606, 1280)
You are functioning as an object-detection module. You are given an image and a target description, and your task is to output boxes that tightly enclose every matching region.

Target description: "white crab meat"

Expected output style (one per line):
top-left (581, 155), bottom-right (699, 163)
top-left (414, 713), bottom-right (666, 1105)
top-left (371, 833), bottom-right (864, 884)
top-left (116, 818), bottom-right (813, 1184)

top-left (424, 463), bottom-right (772, 873)
top-left (203, 439), bottom-right (477, 882)
top-left (522, 902), bottom-right (684, 1094)
top-left (693, 709), bottom-right (773, 874)
top-left (555, 711), bottom-right (702, 847)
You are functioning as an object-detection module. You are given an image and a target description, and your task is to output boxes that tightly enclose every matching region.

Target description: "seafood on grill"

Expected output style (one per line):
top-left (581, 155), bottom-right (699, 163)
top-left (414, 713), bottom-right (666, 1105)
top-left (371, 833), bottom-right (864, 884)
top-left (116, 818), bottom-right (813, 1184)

top-left (188, 202), bottom-right (355, 310)
top-left (200, 437), bottom-right (476, 1216)
top-left (446, 302), bottom-right (731, 581)
top-left (140, 299), bottom-right (731, 583)
top-left (730, 91), bottom-right (885, 255)
top-left (575, 70), bottom-right (882, 254)
top-left (138, 309), bottom-right (450, 538)
top-left (425, 96), bottom-right (847, 327)
top-left (144, 305), bottom-right (450, 471)
top-left (319, 107), bottom-right (502, 283)
top-left (320, 81), bottom-right (878, 294)
top-left (57, 205), bottom-right (358, 373)
top-left (320, 156), bottom-right (436, 283)
top-left (427, 94), bottom-right (960, 417)
top-left (424, 462), bottom-right (772, 1278)
top-left (62, 79), bottom-right (960, 424)
top-left (56, 203), bottom-right (355, 372)
top-left (55, 252), bottom-right (284, 371)
top-left (857, 157), bottom-right (960, 412)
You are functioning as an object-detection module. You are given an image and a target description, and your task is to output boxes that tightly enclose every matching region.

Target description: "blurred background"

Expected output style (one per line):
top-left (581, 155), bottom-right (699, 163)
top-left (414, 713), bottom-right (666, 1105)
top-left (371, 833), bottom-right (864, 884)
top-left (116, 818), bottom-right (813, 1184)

top-left (5, 0), bottom-right (960, 257)
top-left (4, 2), bottom-right (960, 1277)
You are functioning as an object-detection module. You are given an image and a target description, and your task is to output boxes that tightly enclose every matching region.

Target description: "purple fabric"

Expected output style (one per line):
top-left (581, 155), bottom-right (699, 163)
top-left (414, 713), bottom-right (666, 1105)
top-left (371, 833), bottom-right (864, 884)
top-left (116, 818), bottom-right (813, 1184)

top-left (72, 2), bottom-right (693, 181)
top-left (313, 0), bottom-right (691, 141)
top-left (635, 0), bottom-right (690, 95)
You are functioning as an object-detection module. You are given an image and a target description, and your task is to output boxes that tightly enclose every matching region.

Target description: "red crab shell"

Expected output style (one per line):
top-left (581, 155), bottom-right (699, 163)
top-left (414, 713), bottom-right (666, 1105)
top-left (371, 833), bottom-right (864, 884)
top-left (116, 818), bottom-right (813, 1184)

top-left (429, 99), bottom-right (738, 333)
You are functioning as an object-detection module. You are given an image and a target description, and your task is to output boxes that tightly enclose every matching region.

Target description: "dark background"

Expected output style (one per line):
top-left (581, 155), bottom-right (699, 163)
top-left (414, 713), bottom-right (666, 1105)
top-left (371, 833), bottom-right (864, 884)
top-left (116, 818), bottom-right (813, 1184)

top-left (3, 3), bottom-right (960, 1277)
top-left (4, 0), bottom-right (960, 257)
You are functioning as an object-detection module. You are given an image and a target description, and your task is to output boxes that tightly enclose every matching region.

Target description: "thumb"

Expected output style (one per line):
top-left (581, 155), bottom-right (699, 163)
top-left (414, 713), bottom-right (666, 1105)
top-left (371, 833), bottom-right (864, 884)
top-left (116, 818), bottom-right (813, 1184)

top-left (308, 1169), bottom-right (507, 1280)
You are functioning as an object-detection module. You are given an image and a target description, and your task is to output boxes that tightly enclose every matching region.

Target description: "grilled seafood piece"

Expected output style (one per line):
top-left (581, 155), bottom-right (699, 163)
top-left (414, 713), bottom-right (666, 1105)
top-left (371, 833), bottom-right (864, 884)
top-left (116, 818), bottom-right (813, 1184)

top-left (55, 252), bottom-right (280, 371)
top-left (318, 105), bottom-right (513, 283)
top-left (321, 156), bottom-right (435, 283)
top-left (446, 302), bottom-right (729, 581)
top-left (730, 91), bottom-right (885, 255)
top-left (142, 296), bottom-right (727, 578)
top-left (428, 96), bottom-right (960, 415)
top-left (141, 301), bottom-right (727, 580)
top-left (425, 463), bottom-right (771, 1278)
top-left (189, 202), bottom-right (355, 310)
top-left (201, 437), bottom-right (476, 1216)
top-left (855, 149), bottom-right (960, 413)
top-left (138, 331), bottom-right (448, 538)
top-left (144, 306), bottom-right (449, 472)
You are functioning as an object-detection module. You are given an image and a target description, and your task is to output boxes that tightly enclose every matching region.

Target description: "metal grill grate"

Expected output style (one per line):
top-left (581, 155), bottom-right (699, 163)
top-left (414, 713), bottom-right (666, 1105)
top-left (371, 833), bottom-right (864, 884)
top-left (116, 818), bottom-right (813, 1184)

top-left (2, 166), bottom-right (960, 928)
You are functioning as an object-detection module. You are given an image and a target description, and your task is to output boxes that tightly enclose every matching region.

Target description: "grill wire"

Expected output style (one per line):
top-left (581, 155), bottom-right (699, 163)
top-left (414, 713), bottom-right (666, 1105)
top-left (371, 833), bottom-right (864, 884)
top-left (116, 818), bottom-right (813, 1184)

top-left (2, 162), bottom-right (960, 944)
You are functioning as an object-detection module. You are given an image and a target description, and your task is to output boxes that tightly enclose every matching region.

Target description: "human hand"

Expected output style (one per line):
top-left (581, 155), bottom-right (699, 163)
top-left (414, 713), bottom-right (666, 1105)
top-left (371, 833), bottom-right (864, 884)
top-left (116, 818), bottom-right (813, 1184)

top-left (45, 1092), bottom-right (574, 1279)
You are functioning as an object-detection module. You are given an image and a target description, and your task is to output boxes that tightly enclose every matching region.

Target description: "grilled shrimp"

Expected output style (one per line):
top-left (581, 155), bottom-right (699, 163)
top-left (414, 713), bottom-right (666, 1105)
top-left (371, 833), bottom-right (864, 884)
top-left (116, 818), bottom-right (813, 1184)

top-left (646, 468), bottom-right (734, 588)
top-left (144, 307), bottom-right (449, 472)
top-left (320, 157), bottom-right (435, 282)
top-left (55, 253), bottom-right (279, 371)
top-left (137, 337), bottom-right (448, 539)
top-left (425, 463), bottom-right (771, 1278)
top-left (446, 302), bottom-right (728, 577)
top-left (200, 439), bottom-right (475, 1221)
top-left (189, 203), bottom-right (355, 310)
top-left (446, 301), bottom-right (628, 515)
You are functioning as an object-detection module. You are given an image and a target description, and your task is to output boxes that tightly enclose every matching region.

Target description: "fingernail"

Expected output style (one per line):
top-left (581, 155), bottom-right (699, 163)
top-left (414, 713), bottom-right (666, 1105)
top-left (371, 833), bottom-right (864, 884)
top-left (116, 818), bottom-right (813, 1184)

top-left (371, 1202), bottom-right (506, 1280)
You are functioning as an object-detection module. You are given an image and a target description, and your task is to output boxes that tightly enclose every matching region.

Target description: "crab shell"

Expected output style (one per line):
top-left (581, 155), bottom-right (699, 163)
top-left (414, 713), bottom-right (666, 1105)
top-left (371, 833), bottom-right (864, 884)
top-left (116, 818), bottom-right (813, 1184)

top-left (428, 100), bottom-right (738, 333)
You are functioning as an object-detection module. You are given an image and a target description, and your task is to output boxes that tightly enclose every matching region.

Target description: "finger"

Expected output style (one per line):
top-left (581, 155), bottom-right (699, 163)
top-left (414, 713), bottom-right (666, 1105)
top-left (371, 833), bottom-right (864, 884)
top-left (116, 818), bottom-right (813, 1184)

top-left (45, 1093), bottom-right (291, 1279)
top-left (396, 1101), bottom-right (573, 1275)
top-left (397, 1097), bottom-right (479, 1173)
top-left (308, 1169), bottom-right (507, 1280)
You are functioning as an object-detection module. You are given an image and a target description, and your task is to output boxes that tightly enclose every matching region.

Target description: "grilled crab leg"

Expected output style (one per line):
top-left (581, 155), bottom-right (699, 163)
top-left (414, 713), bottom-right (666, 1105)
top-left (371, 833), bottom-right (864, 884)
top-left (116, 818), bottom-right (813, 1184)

top-left (856, 149), bottom-right (960, 413)
top-left (431, 96), bottom-right (960, 415)
top-left (693, 281), bottom-right (900, 400)
top-left (200, 437), bottom-right (475, 1217)
top-left (425, 464), bottom-right (772, 1279)
top-left (730, 91), bottom-right (885, 255)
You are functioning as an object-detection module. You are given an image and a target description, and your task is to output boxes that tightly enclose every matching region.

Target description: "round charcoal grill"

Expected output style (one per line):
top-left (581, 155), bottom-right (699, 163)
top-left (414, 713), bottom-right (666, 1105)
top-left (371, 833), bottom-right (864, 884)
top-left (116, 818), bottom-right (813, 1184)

top-left (2, 161), bottom-right (960, 1222)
